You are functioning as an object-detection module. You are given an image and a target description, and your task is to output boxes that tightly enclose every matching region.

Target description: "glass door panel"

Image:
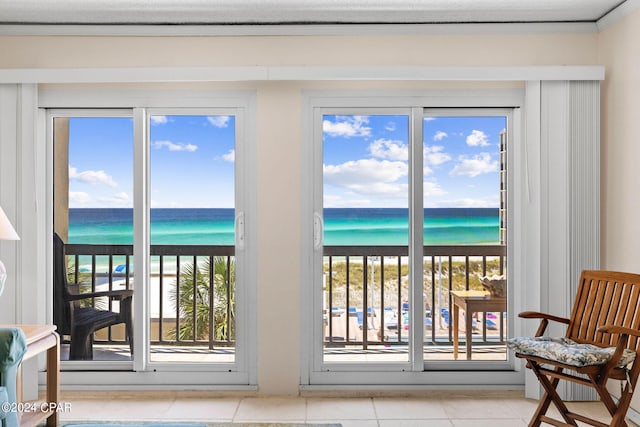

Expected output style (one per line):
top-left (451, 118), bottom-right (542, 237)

top-left (322, 114), bottom-right (410, 364)
top-left (148, 113), bottom-right (236, 364)
top-left (53, 114), bottom-right (135, 363)
top-left (422, 113), bottom-right (508, 363)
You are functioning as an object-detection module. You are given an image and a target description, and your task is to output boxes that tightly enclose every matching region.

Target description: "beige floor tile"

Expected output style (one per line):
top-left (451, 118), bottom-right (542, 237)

top-left (164, 397), bottom-right (240, 421)
top-left (233, 397), bottom-right (306, 422)
top-left (500, 396), bottom-right (539, 420)
top-left (103, 399), bottom-right (177, 421)
top-left (59, 399), bottom-right (118, 421)
top-left (374, 397), bottom-right (448, 419)
top-left (452, 419), bottom-right (527, 427)
top-left (442, 398), bottom-right (522, 419)
top-left (570, 401), bottom-right (619, 423)
top-left (57, 393), bottom-right (640, 427)
top-left (306, 397), bottom-right (376, 420)
top-left (379, 420), bottom-right (453, 427)
top-left (62, 398), bottom-right (176, 421)
top-left (330, 420), bottom-right (380, 427)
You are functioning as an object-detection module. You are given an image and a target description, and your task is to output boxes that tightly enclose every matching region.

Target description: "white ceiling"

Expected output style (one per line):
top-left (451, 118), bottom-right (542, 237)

top-left (0, 0), bottom-right (629, 25)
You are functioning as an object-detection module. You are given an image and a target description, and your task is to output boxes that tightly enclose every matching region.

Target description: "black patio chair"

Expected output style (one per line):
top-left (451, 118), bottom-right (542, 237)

top-left (53, 233), bottom-right (133, 360)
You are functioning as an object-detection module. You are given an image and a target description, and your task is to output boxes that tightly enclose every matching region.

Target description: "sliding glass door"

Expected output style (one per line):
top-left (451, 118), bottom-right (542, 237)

top-left (321, 112), bottom-right (411, 365)
top-left (147, 111), bottom-right (237, 364)
top-left (422, 110), bottom-right (509, 364)
top-left (311, 105), bottom-right (512, 376)
top-left (51, 105), bottom-right (252, 377)
top-left (53, 112), bottom-right (135, 363)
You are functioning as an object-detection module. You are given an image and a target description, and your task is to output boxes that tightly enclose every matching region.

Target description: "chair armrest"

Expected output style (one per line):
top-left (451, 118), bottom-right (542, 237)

top-left (597, 325), bottom-right (637, 377)
top-left (598, 324), bottom-right (640, 338)
top-left (518, 311), bottom-right (570, 337)
top-left (66, 288), bottom-right (133, 302)
top-left (519, 311), bottom-right (570, 324)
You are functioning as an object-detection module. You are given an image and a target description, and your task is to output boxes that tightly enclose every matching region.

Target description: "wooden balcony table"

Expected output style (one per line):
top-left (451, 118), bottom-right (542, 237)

top-left (450, 290), bottom-right (506, 360)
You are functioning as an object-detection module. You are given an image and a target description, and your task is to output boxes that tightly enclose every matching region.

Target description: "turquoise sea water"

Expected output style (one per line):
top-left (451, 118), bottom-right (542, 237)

top-left (69, 208), bottom-right (500, 246)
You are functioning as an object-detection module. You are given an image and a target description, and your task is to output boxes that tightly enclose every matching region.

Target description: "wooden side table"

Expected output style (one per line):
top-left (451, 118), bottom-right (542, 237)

top-left (450, 291), bottom-right (506, 360)
top-left (8, 325), bottom-right (60, 427)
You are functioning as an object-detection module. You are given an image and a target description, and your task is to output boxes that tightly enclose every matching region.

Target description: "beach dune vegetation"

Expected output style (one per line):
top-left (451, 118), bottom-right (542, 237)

top-left (323, 255), bottom-right (503, 310)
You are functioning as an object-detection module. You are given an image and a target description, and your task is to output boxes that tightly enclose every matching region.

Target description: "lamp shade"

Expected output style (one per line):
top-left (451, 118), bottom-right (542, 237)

top-left (0, 207), bottom-right (19, 241)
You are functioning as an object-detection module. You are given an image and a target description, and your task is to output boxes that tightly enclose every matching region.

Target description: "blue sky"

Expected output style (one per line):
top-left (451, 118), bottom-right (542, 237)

top-left (323, 114), bottom-right (506, 208)
top-left (67, 113), bottom-right (504, 210)
top-left (67, 115), bottom-right (236, 208)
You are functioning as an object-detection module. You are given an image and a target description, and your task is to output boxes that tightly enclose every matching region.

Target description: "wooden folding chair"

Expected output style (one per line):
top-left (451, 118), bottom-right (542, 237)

top-left (509, 270), bottom-right (640, 427)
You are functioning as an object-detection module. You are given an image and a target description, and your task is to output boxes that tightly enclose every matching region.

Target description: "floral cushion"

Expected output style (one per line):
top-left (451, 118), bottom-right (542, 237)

top-left (506, 336), bottom-right (636, 368)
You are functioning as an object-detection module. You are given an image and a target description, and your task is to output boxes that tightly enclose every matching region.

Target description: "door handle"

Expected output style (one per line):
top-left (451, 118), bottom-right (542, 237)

top-left (313, 212), bottom-right (323, 250)
top-left (235, 212), bottom-right (245, 251)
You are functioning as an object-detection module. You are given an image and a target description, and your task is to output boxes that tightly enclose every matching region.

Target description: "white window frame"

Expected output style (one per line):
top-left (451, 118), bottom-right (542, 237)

top-left (42, 89), bottom-right (258, 388)
top-left (301, 89), bottom-right (524, 387)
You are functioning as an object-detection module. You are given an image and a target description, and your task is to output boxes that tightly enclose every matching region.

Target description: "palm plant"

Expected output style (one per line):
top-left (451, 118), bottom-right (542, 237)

top-left (169, 256), bottom-right (236, 343)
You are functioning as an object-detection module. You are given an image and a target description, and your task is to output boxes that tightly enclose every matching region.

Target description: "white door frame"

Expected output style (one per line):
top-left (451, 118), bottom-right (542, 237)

top-left (300, 89), bottom-right (525, 387)
top-left (42, 88), bottom-right (258, 388)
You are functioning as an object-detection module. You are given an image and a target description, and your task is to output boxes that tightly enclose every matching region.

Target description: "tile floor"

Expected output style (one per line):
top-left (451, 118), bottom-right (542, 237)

top-left (57, 391), bottom-right (640, 427)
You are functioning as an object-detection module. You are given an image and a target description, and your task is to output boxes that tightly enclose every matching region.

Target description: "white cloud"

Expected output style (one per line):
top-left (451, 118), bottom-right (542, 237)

top-left (424, 117), bottom-right (436, 122)
top-left (424, 145), bottom-right (452, 166)
top-left (433, 131), bottom-right (448, 141)
top-left (207, 116), bottom-right (230, 128)
top-left (369, 139), bottom-right (408, 161)
top-left (150, 116), bottom-right (168, 125)
top-left (98, 192), bottom-right (131, 207)
top-left (325, 159), bottom-right (406, 184)
top-left (153, 140), bottom-right (198, 152)
top-left (347, 182), bottom-right (409, 197)
top-left (324, 159), bottom-right (407, 197)
top-left (466, 130), bottom-right (490, 147)
top-left (450, 153), bottom-right (498, 177)
top-left (323, 116), bottom-right (371, 138)
top-left (69, 166), bottom-right (118, 188)
top-left (222, 149), bottom-right (235, 162)
top-left (385, 121), bottom-right (396, 132)
top-left (69, 191), bottom-right (92, 205)
top-left (429, 196), bottom-right (499, 208)
top-left (323, 194), bottom-right (373, 208)
top-left (424, 181), bottom-right (447, 197)
top-left (151, 200), bottom-right (182, 208)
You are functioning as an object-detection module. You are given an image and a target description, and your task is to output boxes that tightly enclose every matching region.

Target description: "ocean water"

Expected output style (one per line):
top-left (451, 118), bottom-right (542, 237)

top-left (324, 208), bottom-right (499, 245)
top-left (68, 208), bottom-right (499, 246)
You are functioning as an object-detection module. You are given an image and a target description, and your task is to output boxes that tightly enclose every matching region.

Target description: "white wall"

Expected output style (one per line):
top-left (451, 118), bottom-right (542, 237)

top-left (599, 9), bottom-right (640, 273)
top-left (599, 8), bottom-right (640, 414)
top-left (0, 30), bottom-right (601, 395)
top-left (0, 33), bottom-right (598, 68)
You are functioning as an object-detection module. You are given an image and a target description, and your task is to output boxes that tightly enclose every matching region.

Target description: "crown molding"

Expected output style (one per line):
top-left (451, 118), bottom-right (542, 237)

top-left (0, 21), bottom-right (599, 37)
top-left (0, 66), bottom-right (605, 84)
top-left (597, 0), bottom-right (640, 31)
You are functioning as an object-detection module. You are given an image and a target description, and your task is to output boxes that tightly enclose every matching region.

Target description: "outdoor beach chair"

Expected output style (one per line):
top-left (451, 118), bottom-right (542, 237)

top-left (383, 307), bottom-right (398, 330)
top-left (508, 270), bottom-right (640, 427)
top-left (53, 233), bottom-right (133, 360)
top-left (441, 307), bottom-right (478, 332)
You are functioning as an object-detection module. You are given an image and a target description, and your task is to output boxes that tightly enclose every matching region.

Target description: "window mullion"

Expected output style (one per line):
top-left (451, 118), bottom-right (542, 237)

top-left (133, 107), bottom-right (150, 372)
top-left (409, 107), bottom-right (424, 371)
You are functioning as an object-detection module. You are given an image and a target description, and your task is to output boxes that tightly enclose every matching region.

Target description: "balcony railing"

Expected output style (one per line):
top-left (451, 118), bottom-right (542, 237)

top-left (323, 245), bottom-right (506, 350)
top-left (63, 243), bottom-right (505, 352)
top-left (65, 243), bottom-right (235, 349)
